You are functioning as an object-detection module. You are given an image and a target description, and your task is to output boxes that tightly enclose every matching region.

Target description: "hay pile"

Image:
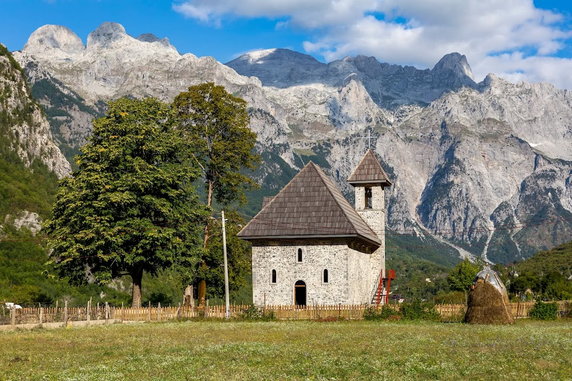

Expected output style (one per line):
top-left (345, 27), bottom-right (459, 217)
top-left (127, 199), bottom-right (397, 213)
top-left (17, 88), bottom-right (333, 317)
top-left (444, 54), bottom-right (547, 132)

top-left (465, 266), bottom-right (514, 324)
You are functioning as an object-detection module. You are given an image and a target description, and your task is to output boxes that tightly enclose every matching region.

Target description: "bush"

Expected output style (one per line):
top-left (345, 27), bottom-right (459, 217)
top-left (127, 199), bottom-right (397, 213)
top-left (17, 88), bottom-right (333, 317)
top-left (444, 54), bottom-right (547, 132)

top-left (144, 291), bottom-right (173, 307)
top-left (400, 300), bottom-right (440, 321)
top-left (529, 301), bottom-right (558, 320)
top-left (238, 305), bottom-right (275, 321)
top-left (363, 306), bottom-right (401, 321)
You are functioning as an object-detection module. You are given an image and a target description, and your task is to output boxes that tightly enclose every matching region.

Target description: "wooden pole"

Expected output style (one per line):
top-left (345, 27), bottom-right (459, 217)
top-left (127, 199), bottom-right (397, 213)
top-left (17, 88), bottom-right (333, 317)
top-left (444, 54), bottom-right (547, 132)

top-left (64, 300), bottom-right (68, 326)
top-left (39, 307), bottom-right (44, 327)
top-left (10, 308), bottom-right (15, 326)
top-left (222, 210), bottom-right (230, 320)
top-left (87, 299), bottom-right (91, 325)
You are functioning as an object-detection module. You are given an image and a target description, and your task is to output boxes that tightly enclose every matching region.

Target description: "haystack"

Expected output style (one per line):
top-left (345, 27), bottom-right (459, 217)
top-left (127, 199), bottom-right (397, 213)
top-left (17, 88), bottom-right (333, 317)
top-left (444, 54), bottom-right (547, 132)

top-left (465, 266), bottom-right (514, 324)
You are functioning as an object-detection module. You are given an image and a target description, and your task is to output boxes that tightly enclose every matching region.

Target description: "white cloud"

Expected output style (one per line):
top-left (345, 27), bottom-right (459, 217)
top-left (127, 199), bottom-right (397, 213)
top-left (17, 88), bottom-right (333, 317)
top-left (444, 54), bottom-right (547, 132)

top-left (173, 0), bottom-right (572, 88)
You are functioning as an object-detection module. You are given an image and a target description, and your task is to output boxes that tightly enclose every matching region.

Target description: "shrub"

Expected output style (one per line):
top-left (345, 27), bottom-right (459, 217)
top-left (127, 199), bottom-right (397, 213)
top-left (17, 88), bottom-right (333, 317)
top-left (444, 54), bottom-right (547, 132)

top-left (400, 300), bottom-right (440, 321)
top-left (144, 292), bottom-right (173, 307)
top-left (238, 305), bottom-right (275, 321)
top-left (363, 306), bottom-right (401, 321)
top-left (529, 301), bottom-right (558, 320)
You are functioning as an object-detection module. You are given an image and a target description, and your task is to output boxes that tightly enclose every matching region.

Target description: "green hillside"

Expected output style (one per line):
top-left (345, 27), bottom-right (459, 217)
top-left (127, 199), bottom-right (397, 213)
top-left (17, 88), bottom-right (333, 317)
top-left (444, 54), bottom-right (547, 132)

top-left (515, 240), bottom-right (572, 277)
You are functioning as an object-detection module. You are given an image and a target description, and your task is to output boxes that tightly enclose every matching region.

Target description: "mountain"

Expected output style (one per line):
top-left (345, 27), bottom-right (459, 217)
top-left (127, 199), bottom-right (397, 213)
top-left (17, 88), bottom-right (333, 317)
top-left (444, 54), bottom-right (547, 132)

top-left (227, 49), bottom-right (477, 108)
top-left (10, 23), bottom-right (572, 265)
top-left (0, 44), bottom-right (70, 230)
top-left (0, 44), bottom-right (73, 304)
top-left (0, 44), bottom-right (70, 179)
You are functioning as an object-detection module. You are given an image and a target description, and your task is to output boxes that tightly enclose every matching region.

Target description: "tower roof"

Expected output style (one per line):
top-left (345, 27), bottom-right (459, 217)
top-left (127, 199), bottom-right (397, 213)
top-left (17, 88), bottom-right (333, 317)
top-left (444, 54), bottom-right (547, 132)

top-left (237, 162), bottom-right (381, 248)
top-left (347, 150), bottom-right (392, 186)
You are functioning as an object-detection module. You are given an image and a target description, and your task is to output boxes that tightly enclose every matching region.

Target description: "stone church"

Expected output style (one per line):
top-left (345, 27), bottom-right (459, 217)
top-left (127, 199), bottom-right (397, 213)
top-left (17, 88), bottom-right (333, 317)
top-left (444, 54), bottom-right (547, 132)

top-left (238, 150), bottom-right (391, 306)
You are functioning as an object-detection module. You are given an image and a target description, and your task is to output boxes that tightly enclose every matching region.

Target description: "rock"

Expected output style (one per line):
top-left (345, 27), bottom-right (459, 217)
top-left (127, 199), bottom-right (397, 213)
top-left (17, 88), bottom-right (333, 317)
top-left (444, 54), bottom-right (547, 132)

top-left (6, 211), bottom-right (42, 234)
top-left (0, 47), bottom-right (71, 178)
top-left (86, 22), bottom-right (127, 49)
top-left (23, 25), bottom-right (84, 58)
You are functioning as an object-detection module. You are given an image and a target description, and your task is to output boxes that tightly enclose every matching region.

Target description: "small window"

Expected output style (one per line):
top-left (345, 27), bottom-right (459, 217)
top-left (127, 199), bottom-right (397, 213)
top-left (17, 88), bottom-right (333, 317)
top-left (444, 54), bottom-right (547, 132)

top-left (365, 187), bottom-right (372, 209)
top-left (297, 248), bottom-right (303, 262)
top-left (271, 269), bottom-right (277, 284)
top-left (323, 269), bottom-right (329, 283)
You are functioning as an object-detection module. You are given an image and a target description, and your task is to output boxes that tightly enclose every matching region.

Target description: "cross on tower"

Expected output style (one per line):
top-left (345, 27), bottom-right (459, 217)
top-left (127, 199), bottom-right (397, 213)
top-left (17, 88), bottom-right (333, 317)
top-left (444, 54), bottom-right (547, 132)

top-left (359, 129), bottom-right (376, 150)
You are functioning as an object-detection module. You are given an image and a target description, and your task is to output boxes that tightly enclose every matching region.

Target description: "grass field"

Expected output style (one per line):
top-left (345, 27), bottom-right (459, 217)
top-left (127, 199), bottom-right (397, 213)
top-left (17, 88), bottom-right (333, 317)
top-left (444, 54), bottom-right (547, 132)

top-left (1, 320), bottom-right (570, 380)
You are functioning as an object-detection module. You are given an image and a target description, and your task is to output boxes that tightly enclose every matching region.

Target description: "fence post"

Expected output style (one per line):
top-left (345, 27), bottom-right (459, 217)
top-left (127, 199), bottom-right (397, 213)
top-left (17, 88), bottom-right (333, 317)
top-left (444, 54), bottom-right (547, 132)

top-left (158, 302), bottom-right (161, 321)
top-left (105, 302), bottom-right (109, 324)
top-left (87, 300), bottom-right (91, 325)
top-left (39, 307), bottom-right (44, 327)
top-left (148, 301), bottom-right (151, 322)
top-left (10, 308), bottom-right (15, 326)
top-left (63, 300), bottom-right (68, 326)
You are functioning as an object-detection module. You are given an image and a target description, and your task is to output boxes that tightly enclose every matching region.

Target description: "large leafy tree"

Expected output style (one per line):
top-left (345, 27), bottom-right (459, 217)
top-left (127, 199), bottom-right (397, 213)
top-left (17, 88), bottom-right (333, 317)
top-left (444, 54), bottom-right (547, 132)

top-left (45, 98), bottom-right (206, 307)
top-left (173, 83), bottom-right (259, 303)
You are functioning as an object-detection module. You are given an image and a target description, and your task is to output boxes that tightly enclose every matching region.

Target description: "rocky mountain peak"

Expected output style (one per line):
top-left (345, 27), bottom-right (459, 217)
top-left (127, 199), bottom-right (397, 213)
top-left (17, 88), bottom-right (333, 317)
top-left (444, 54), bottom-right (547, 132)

top-left (136, 33), bottom-right (173, 48)
top-left (87, 22), bottom-right (128, 49)
top-left (235, 48), bottom-right (322, 65)
top-left (226, 48), bottom-right (326, 87)
top-left (24, 25), bottom-right (84, 57)
top-left (432, 52), bottom-right (474, 81)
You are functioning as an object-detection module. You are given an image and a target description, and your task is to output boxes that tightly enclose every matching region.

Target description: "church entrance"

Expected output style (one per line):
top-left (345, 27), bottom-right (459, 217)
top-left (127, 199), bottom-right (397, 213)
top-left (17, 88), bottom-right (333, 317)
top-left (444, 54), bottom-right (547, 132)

top-left (294, 280), bottom-right (306, 306)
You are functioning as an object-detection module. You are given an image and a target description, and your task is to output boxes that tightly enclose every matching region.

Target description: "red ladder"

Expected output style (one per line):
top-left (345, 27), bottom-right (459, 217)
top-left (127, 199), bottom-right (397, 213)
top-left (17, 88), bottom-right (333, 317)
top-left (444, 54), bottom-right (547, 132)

top-left (372, 269), bottom-right (396, 305)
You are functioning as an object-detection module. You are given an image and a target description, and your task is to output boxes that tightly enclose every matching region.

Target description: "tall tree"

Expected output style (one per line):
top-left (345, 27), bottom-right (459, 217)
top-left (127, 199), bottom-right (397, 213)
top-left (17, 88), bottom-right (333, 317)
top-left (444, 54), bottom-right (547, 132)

top-left (173, 83), bottom-right (259, 303)
top-left (45, 98), bottom-right (206, 307)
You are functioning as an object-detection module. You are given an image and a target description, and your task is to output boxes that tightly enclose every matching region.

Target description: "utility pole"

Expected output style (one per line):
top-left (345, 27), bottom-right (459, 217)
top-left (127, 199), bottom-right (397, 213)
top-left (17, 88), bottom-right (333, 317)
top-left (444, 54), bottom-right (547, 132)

top-left (222, 210), bottom-right (230, 319)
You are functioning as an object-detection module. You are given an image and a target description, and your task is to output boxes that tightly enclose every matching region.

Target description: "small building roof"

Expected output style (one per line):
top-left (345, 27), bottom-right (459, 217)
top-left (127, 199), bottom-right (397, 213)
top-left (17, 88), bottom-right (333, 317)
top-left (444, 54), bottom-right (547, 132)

top-left (347, 149), bottom-right (392, 187)
top-left (237, 162), bottom-right (381, 248)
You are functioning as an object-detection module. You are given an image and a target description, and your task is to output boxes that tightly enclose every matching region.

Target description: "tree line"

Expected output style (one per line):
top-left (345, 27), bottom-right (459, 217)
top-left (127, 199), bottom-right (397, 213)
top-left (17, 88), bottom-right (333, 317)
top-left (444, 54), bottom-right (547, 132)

top-left (45, 83), bottom-right (259, 307)
top-left (400, 255), bottom-right (572, 304)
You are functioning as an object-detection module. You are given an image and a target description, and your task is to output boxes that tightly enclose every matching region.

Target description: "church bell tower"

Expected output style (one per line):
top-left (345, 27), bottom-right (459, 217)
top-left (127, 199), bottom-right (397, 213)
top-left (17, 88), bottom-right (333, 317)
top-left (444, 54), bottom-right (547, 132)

top-left (347, 150), bottom-right (392, 301)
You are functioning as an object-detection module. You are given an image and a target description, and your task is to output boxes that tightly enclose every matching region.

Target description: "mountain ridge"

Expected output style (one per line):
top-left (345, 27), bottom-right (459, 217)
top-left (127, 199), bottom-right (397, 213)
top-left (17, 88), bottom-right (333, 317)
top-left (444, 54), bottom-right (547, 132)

top-left (9, 22), bottom-right (572, 264)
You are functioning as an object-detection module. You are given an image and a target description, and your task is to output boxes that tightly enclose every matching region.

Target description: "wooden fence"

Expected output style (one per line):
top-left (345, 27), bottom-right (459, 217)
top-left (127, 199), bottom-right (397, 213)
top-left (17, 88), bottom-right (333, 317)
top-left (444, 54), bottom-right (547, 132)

top-left (1, 301), bottom-right (570, 327)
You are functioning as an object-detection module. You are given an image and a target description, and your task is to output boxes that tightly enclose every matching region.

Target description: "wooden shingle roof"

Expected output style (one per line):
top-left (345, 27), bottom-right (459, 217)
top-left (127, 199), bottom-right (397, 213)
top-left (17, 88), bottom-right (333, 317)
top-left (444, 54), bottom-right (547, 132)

top-left (347, 149), bottom-right (392, 187)
top-left (237, 162), bottom-right (381, 247)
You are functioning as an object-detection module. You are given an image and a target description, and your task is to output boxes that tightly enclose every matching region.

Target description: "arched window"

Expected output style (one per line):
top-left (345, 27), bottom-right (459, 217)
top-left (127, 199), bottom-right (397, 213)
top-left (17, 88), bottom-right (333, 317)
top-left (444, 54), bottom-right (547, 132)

top-left (297, 248), bottom-right (303, 262)
top-left (323, 269), bottom-right (329, 283)
top-left (271, 269), bottom-right (277, 284)
top-left (365, 187), bottom-right (373, 209)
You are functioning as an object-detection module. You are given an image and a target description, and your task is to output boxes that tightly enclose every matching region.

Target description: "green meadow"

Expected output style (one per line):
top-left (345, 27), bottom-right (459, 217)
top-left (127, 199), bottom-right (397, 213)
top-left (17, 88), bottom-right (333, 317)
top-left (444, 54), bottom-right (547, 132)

top-left (1, 320), bottom-right (570, 380)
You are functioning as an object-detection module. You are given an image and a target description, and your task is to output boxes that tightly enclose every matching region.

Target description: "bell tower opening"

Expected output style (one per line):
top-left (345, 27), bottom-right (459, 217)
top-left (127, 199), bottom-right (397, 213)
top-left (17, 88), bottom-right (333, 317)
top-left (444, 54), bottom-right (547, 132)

top-left (365, 186), bottom-right (372, 209)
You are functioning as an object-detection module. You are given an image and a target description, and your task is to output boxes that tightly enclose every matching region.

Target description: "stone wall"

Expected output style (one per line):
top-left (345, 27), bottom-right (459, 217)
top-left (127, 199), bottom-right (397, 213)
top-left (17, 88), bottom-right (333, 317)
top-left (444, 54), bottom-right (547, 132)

top-left (346, 248), bottom-right (375, 304)
top-left (252, 241), bottom-right (355, 305)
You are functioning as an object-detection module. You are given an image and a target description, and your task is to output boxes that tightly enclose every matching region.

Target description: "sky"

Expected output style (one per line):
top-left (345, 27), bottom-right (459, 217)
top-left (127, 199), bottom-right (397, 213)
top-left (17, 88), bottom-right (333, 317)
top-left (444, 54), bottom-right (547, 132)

top-left (2, 0), bottom-right (572, 88)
